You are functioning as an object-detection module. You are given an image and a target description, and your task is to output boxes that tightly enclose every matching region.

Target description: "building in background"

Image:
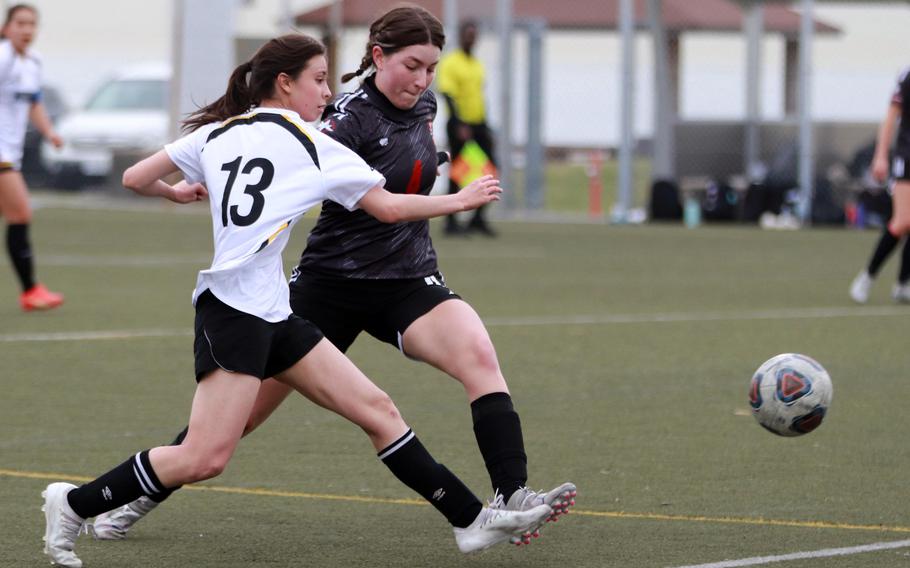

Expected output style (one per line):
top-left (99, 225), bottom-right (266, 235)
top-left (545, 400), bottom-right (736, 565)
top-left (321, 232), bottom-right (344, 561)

top-left (13, 0), bottom-right (910, 146)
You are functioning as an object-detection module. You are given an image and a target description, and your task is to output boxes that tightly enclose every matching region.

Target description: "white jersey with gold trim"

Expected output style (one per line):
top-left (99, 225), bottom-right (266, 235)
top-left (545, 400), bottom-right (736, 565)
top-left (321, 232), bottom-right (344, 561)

top-left (0, 40), bottom-right (42, 168)
top-left (165, 107), bottom-right (384, 322)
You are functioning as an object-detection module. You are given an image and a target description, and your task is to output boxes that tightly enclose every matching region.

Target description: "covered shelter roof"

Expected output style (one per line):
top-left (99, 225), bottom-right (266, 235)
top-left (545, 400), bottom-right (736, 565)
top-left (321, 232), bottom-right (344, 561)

top-left (295, 0), bottom-right (840, 36)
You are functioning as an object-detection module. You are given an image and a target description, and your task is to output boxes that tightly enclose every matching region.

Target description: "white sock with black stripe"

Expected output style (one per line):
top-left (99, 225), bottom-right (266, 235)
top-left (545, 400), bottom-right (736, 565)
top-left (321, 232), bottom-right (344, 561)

top-left (66, 450), bottom-right (170, 519)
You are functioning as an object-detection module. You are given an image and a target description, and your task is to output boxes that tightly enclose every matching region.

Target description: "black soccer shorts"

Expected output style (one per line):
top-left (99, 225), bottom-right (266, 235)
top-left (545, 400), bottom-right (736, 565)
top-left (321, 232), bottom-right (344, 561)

top-left (289, 271), bottom-right (461, 355)
top-left (193, 290), bottom-right (324, 382)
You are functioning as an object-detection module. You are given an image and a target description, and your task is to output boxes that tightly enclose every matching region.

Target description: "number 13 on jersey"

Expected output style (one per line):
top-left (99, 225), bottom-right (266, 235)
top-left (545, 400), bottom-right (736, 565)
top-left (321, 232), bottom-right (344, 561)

top-left (220, 156), bottom-right (275, 227)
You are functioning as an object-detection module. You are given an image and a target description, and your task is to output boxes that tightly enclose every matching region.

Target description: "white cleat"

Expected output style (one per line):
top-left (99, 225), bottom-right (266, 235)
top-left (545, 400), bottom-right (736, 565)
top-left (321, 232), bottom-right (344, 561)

top-left (892, 282), bottom-right (910, 304)
top-left (91, 496), bottom-right (158, 540)
top-left (42, 483), bottom-right (85, 568)
top-left (505, 482), bottom-right (578, 545)
top-left (453, 493), bottom-right (552, 553)
top-left (849, 270), bottom-right (873, 304)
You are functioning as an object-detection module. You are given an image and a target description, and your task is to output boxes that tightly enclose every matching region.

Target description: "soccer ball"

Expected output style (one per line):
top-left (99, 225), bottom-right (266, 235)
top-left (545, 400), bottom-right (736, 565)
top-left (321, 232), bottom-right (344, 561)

top-left (749, 353), bottom-right (833, 437)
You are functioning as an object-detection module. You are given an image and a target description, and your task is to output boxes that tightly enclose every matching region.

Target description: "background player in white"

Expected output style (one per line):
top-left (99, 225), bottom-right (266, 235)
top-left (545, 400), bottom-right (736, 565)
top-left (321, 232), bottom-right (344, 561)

top-left (0, 4), bottom-right (63, 311)
top-left (41, 33), bottom-right (550, 568)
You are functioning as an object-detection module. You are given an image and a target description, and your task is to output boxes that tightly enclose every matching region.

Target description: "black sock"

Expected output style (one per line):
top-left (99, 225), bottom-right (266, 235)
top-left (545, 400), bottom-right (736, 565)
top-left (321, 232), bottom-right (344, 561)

top-left (66, 450), bottom-right (170, 519)
top-left (378, 429), bottom-right (482, 528)
top-left (868, 228), bottom-right (900, 277)
top-left (471, 392), bottom-right (528, 502)
top-left (899, 239), bottom-right (910, 284)
top-left (6, 224), bottom-right (35, 291)
top-left (147, 427), bottom-right (189, 503)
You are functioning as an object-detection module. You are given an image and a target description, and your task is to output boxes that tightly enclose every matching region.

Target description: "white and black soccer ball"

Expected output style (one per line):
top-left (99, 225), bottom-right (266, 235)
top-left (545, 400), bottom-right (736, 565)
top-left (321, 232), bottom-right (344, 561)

top-left (749, 353), bottom-right (833, 437)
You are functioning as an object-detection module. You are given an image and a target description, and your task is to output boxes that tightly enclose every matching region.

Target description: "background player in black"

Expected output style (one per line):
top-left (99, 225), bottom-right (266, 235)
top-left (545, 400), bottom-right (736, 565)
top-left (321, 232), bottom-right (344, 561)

top-left (93, 6), bottom-right (575, 548)
top-left (850, 67), bottom-right (910, 303)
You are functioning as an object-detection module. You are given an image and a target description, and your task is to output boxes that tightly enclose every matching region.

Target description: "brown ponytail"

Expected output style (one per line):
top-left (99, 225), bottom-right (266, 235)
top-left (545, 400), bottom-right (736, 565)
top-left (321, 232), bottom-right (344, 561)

top-left (341, 4), bottom-right (445, 84)
top-left (183, 34), bottom-right (326, 132)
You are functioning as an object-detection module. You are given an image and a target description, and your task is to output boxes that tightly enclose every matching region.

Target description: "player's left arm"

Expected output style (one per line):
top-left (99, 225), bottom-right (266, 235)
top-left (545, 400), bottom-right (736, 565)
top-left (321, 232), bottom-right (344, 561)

top-left (122, 150), bottom-right (207, 204)
top-left (28, 99), bottom-right (62, 148)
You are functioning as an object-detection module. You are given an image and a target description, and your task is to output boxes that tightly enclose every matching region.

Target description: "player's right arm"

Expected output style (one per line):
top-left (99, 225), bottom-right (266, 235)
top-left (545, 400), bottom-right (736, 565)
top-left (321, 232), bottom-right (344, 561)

top-left (315, 124), bottom-right (501, 224)
top-left (355, 175), bottom-right (501, 223)
top-left (0, 41), bottom-right (13, 83)
top-left (872, 104), bottom-right (901, 184)
top-left (122, 150), bottom-right (208, 204)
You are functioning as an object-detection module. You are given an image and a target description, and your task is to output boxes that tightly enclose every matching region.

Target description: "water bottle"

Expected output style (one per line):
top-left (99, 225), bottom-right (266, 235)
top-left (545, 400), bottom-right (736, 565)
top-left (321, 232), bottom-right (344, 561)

top-left (684, 196), bottom-right (701, 228)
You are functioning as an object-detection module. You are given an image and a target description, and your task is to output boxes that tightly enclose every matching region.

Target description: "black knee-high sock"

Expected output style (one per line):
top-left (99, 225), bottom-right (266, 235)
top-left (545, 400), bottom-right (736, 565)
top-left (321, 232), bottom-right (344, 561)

top-left (899, 239), bottom-right (910, 284)
top-left (147, 427), bottom-right (188, 503)
top-left (66, 450), bottom-right (170, 519)
top-left (378, 429), bottom-right (482, 528)
top-left (471, 392), bottom-right (528, 502)
top-left (868, 227), bottom-right (900, 277)
top-left (6, 224), bottom-right (35, 291)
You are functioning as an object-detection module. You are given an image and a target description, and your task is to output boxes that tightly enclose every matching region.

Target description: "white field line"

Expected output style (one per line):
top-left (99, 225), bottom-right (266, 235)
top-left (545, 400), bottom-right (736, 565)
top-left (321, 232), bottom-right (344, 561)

top-left (41, 254), bottom-right (210, 267)
top-left (31, 193), bottom-right (210, 215)
top-left (0, 329), bottom-right (192, 342)
top-left (1, 305), bottom-right (904, 343)
top-left (670, 539), bottom-right (910, 568)
top-left (40, 252), bottom-right (540, 266)
top-left (483, 305), bottom-right (908, 327)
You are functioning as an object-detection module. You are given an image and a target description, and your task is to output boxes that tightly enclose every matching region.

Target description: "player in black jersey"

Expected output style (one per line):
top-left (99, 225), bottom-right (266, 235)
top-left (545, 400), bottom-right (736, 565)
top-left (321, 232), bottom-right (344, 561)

top-left (92, 6), bottom-right (575, 548)
top-left (850, 67), bottom-right (910, 303)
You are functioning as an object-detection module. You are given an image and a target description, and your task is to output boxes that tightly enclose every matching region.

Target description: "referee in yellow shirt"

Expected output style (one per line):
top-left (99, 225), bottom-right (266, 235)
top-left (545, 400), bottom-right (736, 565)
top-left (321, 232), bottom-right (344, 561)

top-left (438, 20), bottom-right (497, 237)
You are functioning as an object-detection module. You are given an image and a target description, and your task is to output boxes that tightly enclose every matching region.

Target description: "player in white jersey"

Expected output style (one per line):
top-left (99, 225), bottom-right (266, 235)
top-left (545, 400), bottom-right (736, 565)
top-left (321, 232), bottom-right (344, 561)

top-left (41, 34), bottom-right (551, 567)
top-left (0, 4), bottom-right (64, 311)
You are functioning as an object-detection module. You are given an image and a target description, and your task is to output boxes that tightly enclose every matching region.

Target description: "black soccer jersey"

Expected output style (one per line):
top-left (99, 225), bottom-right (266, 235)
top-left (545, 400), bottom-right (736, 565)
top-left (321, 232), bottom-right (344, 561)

top-left (295, 76), bottom-right (440, 279)
top-left (893, 67), bottom-right (910, 155)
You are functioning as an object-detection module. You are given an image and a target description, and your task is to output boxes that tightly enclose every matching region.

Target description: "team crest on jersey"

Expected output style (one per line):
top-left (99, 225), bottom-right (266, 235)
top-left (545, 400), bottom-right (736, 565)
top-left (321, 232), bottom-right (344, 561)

top-left (379, 137), bottom-right (389, 147)
top-left (317, 118), bottom-right (336, 133)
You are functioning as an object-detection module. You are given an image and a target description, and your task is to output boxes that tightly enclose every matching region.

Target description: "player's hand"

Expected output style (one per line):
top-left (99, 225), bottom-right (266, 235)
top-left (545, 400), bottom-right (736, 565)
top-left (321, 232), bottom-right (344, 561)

top-left (457, 175), bottom-right (501, 210)
top-left (171, 180), bottom-right (208, 204)
top-left (871, 155), bottom-right (890, 185)
top-left (458, 124), bottom-right (472, 142)
top-left (47, 132), bottom-right (63, 149)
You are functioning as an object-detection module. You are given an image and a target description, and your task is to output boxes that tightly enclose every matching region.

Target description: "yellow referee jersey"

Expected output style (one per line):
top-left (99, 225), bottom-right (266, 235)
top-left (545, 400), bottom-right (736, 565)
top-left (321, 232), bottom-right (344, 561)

top-left (437, 49), bottom-right (486, 125)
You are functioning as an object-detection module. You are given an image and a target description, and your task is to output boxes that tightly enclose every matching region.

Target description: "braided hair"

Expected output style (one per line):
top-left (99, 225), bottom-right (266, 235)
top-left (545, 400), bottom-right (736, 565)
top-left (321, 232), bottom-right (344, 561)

top-left (341, 5), bottom-right (445, 83)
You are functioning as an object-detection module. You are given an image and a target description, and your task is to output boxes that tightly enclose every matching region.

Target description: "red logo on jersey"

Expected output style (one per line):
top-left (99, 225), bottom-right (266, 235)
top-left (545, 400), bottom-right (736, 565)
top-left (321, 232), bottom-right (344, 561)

top-left (406, 160), bottom-right (423, 194)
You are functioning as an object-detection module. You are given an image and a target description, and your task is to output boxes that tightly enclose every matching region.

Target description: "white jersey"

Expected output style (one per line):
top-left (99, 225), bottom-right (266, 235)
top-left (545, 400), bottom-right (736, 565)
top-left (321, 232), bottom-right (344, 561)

top-left (0, 40), bottom-right (42, 168)
top-left (165, 107), bottom-right (384, 322)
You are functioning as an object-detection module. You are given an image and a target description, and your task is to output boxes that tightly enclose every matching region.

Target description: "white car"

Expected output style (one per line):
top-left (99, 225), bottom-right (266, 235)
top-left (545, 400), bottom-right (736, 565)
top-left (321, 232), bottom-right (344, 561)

top-left (42, 63), bottom-right (170, 185)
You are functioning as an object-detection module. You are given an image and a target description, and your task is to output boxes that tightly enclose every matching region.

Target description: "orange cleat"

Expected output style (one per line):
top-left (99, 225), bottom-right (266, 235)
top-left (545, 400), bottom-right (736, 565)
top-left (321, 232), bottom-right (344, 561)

top-left (20, 284), bottom-right (64, 312)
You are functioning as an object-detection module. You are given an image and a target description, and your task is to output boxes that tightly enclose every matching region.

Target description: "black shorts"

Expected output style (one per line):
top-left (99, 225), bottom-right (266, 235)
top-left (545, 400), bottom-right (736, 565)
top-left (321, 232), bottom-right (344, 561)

top-left (193, 290), bottom-right (324, 382)
top-left (289, 271), bottom-right (461, 354)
